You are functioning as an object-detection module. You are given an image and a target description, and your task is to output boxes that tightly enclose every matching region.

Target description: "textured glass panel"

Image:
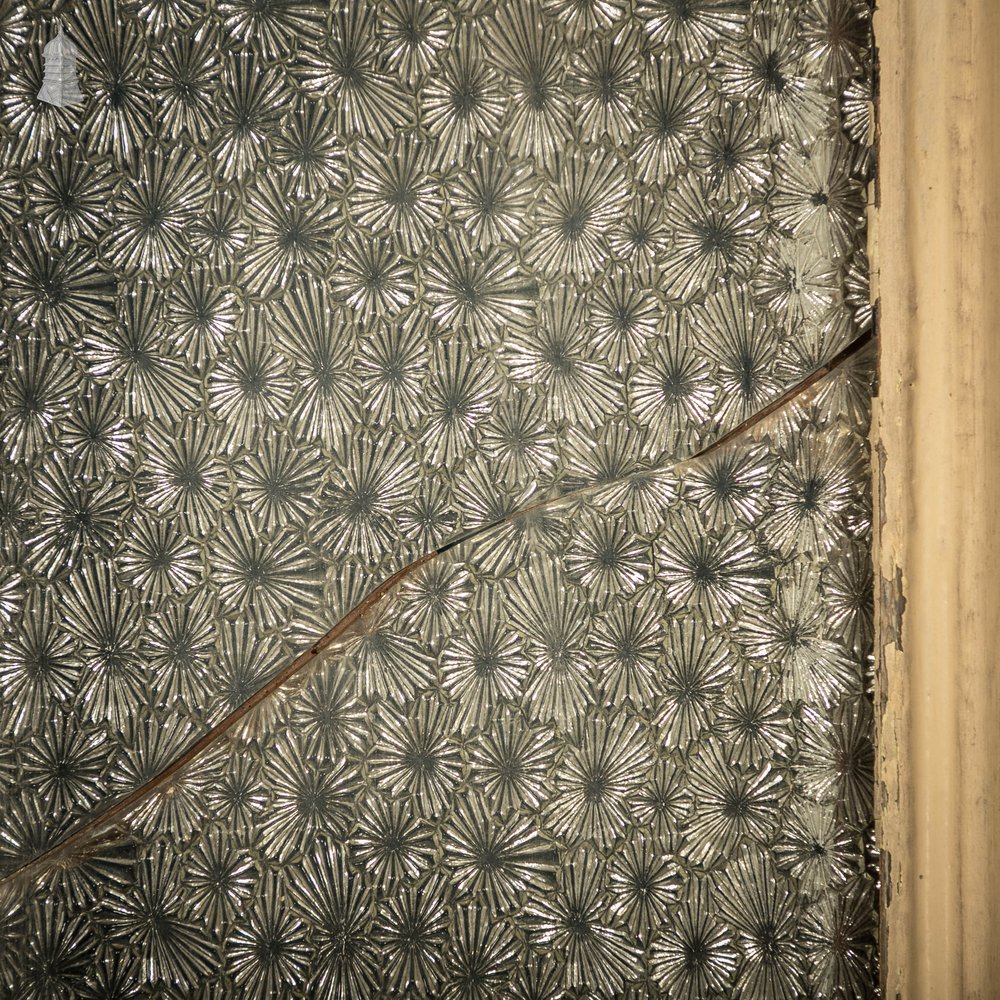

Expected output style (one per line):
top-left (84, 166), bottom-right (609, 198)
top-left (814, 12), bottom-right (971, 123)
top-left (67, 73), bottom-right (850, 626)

top-left (2, 351), bottom-right (875, 997)
top-left (0, 0), bottom-right (874, 995)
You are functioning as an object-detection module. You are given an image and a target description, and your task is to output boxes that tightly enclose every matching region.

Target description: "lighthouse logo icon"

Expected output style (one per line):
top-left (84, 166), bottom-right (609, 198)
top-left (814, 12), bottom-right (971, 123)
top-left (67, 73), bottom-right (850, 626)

top-left (37, 26), bottom-right (83, 108)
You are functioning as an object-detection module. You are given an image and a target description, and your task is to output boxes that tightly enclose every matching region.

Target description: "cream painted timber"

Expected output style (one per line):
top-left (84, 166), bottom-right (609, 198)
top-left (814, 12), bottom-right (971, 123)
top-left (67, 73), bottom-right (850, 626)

top-left (872, 1), bottom-right (1000, 997)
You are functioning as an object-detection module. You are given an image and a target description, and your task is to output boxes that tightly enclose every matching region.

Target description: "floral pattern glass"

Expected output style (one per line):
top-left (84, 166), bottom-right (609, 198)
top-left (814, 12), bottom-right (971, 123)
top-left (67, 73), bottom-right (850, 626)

top-left (0, 0), bottom-right (874, 996)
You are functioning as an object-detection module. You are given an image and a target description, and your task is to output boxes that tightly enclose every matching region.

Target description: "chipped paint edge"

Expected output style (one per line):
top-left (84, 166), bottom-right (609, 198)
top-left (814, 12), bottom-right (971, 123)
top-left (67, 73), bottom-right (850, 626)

top-left (871, 2), bottom-right (1000, 997)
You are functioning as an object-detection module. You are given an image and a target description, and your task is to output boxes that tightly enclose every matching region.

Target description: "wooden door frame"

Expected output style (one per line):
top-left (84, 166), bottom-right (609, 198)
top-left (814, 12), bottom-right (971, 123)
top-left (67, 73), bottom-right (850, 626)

top-left (872, 2), bottom-right (1000, 996)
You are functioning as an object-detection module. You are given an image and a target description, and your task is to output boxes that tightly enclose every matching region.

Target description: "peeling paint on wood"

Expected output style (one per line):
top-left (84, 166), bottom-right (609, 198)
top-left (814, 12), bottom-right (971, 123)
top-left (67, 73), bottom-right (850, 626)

top-left (873, 1), bottom-right (1000, 996)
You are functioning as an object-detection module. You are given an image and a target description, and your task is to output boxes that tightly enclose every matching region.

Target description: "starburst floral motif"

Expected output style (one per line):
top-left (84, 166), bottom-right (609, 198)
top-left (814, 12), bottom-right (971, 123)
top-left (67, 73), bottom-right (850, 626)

top-left (0, 592), bottom-right (79, 729)
top-left (589, 268), bottom-right (659, 371)
top-left (187, 824), bottom-right (255, 930)
top-left (143, 417), bottom-right (228, 531)
top-left (696, 282), bottom-right (782, 427)
top-left (547, 711), bottom-right (652, 848)
top-left (529, 149), bottom-right (628, 279)
top-left (72, 0), bottom-right (152, 162)
top-left (588, 591), bottom-right (660, 705)
top-left (0, 0), bottom-right (29, 71)
top-left (753, 235), bottom-right (840, 330)
top-left (353, 795), bottom-right (434, 889)
top-left (800, 0), bottom-right (872, 90)
top-left (636, 0), bottom-right (747, 57)
top-left (685, 442), bottom-right (771, 528)
top-left (802, 882), bottom-right (876, 997)
top-left (60, 560), bottom-right (144, 729)
top-left (451, 144), bottom-right (536, 247)
top-left (651, 877), bottom-right (739, 1000)
top-left (657, 509), bottom-right (771, 622)
top-left (212, 511), bottom-right (321, 626)
top-left (661, 179), bottom-right (764, 306)
top-left (28, 460), bottom-right (128, 578)
top-left (149, 23), bottom-right (220, 142)
top-left (209, 621), bottom-right (284, 714)
top-left (291, 843), bottom-right (379, 996)
top-left (259, 730), bottom-right (360, 860)
top-left (445, 907), bottom-right (519, 1000)
top-left (376, 873), bottom-right (450, 994)
top-left (110, 711), bottom-right (206, 838)
top-left (683, 739), bottom-right (785, 865)
top-left (331, 233), bottom-right (415, 322)
top-left (742, 562), bottom-right (858, 708)
top-left (486, 3), bottom-right (573, 168)
top-left (356, 309), bottom-right (426, 426)
top-left (657, 619), bottom-right (731, 746)
top-left (798, 699), bottom-right (874, 827)
top-left (19, 709), bottom-right (108, 817)
top-left (25, 141), bottom-right (113, 247)
top-left (718, 9), bottom-right (829, 145)
top-left (272, 96), bottom-right (343, 199)
top-left (424, 232), bottom-right (537, 343)
top-left (187, 189), bottom-right (248, 264)
top-left (18, 900), bottom-right (94, 1000)
top-left (607, 837), bottom-right (680, 939)
top-left (467, 709), bottom-right (556, 815)
top-left (441, 587), bottom-right (528, 730)
top-left (58, 387), bottom-right (130, 479)
top-left (419, 338), bottom-right (499, 467)
top-left (371, 695), bottom-right (463, 816)
top-left (506, 282), bottom-right (622, 427)
top-left (569, 31), bottom-right (639, 145)
top-left (286, 662), bottom-right (367, 760)
top-left (203, 742), bottom-right (267, 840)
top-left (342, 601), bottom-right (434, 703)
top-left (630, 322), bottom-right (717, 457)
top-left (716, 665), bottom-right (794, 767)
top-left (227, 873), bottom-right (311, 998)
top-left (211, 53), bottom-right (290, 178)
top-left (5, 230), bottom-right (114, 342)
top-left (1, 338), bottom-right (77, 462)
top-left (106, 147), bottom-right (209, 275)
top-left (243, 174), bottom-right (338, 297)
top-left (693, 102), bottom-right (771, 204)
top-left (608, 194), bottom-right (665, 276)
top-left (236, 431), bottom-right (320, 532)
top-left (208, 312), bottom-right (294, 448)
top-left (143, 594), bottom-right (215, 703)
top-left (823, 538), bottom-right (874, 652)
top-left (312, 430), bottom-right (413, 563)
top-left (774, 798), bottom-right (858, 896)
top-left (423, 26), bottom-right (506, 169)
top-left (716, 848), bottom-right (807, 1000)
top-left (0, 0), bottom-right (874, 992)
top-left (270, 280), bottom-right (358, 438)
top-left (446, 793), bottom-right (556, 910)
top-left (352, 133), bottom-right (441, 255)
top-left (542, 0), bottom-right (627, 36)
top-left (767, 430), bottom-right (865, 556)
top-left (773, 138), bottom-right (866, 257)
top-left (379, 0), bottom-right (451, 86)
top-left (634, 56), bottom-right (712, 185)
top-left (526, 851), bottom-right (640, 995)
top-left (85, 281), bottom-right (201, 422)
top-left (216, 0), bottom-right (325, 62)
top-left (565, 508), bottom-right (650, 599)
top-left (399, 565), bottom-right (471, 655)
top-left (507, 558), bottom-right (594, 724)
top-left (301, 4), bottom-right (414, 139)
top-left (163, 270), bottom-right (234, 372)
top-left (104, 841), bottom-right (215, 989)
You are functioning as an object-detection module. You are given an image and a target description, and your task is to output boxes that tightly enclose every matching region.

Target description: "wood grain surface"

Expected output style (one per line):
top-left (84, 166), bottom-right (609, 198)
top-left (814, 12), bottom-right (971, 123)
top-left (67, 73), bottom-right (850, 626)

top-left (872, 2), bottom-right (1000, 995)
